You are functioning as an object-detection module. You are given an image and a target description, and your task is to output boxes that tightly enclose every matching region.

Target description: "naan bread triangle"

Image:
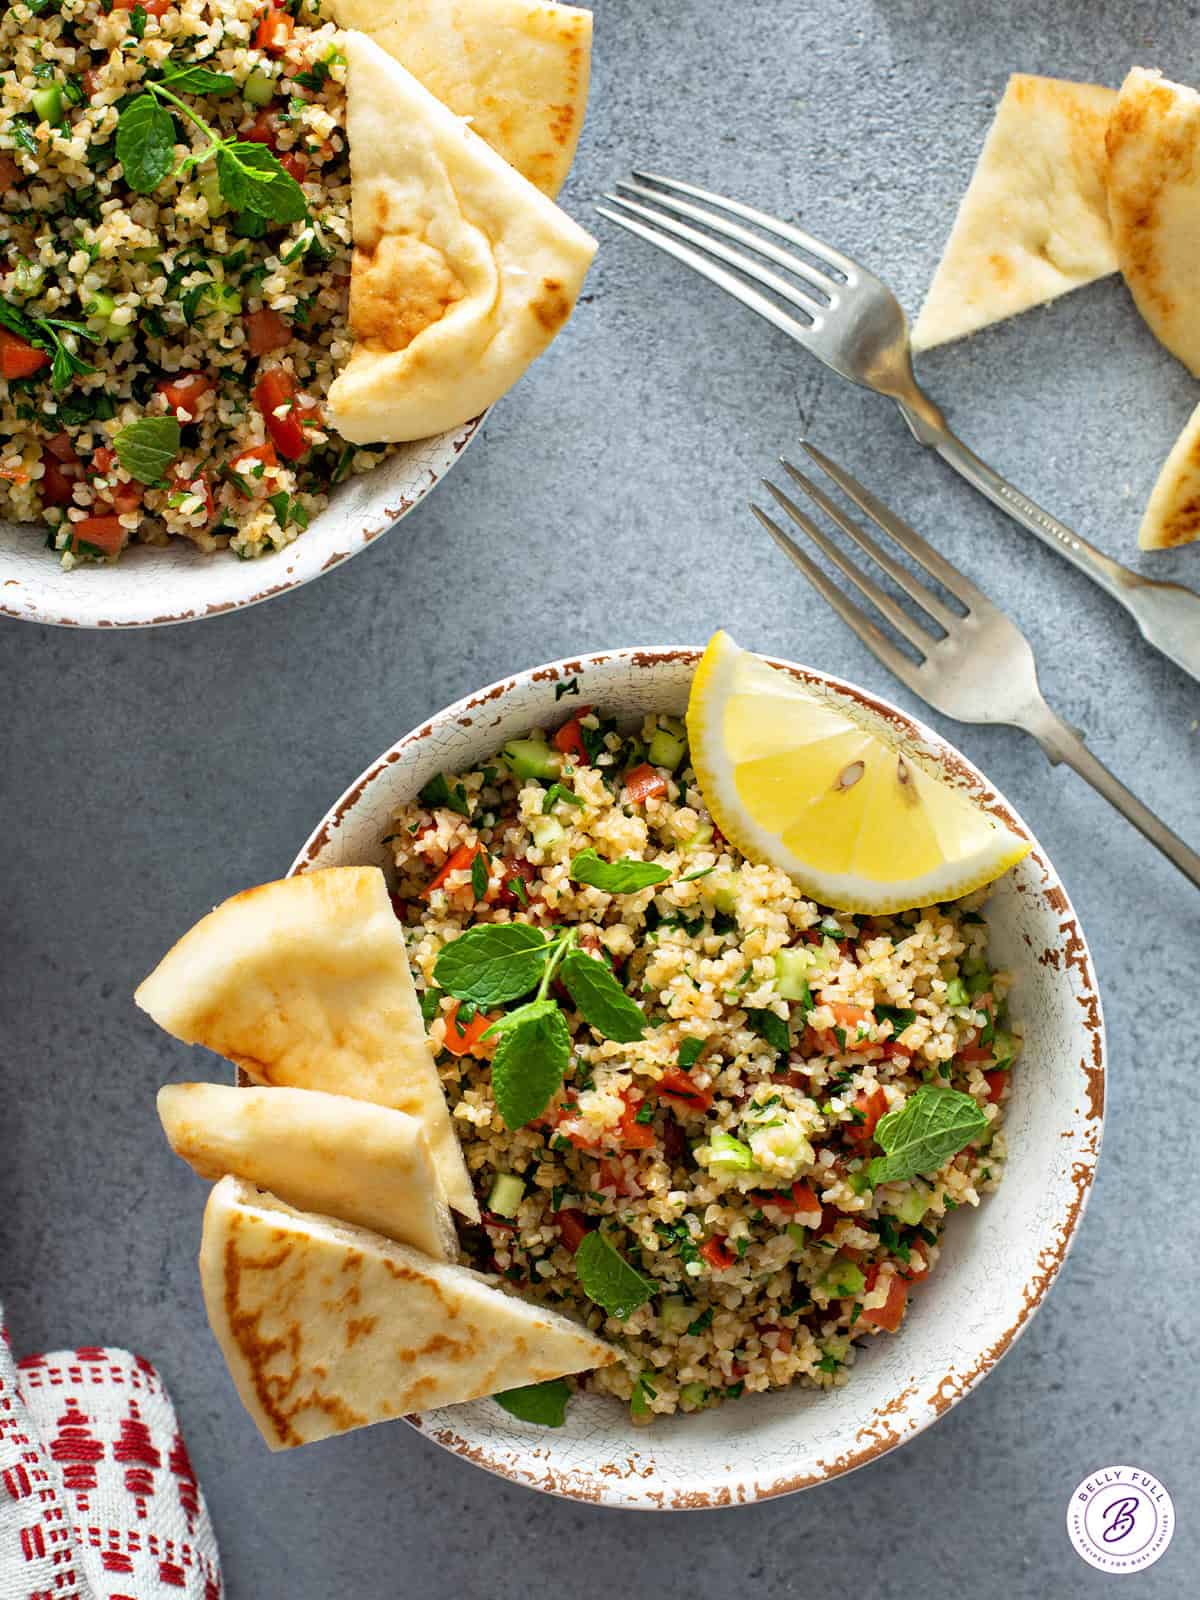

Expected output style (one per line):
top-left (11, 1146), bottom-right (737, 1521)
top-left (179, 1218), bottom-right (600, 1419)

top-left (135, 866), bottom-right (477, 1220)
top-left (912, 75), bottom-right (1117, 351)
top-left (157, 1083), bottom-right (459, 1259)
top-left (1106, 67), bottom-right (1200, 376)
top-left (1138, 400), bottom-right (1200, 549)
top-left (327, 31), bottom-right (596, 444)
top-left (201, 1178), bottom-right (618, 1449)
top-left (330, 0), bottom-right (592, 197)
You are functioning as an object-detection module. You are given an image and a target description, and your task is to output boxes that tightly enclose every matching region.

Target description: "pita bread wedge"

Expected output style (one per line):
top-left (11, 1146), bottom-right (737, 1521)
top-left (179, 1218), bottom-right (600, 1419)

top-left (1138, 400), bottom-right (1200, 548)
top-left (136, 867), bottom-right (477, 1220)
top-left (201, 1177), bottom-right (618, 1449)
top-left (1106, 67), bottom-right (1200, 376)
top-left (157, 1083), bottom-right (458, 1259)
top-left (912, 75), bottom-right (1117, 351)
top-left (326, 31), bottom-right (596, 444)
top-left (329, 0), bottom-right (592, 198)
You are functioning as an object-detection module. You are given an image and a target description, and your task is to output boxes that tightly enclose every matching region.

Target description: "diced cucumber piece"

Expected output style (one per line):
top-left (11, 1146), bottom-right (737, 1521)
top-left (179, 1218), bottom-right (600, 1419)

top-left (774, 947), bottom-right (814, 1002)
top-left (529, 814), bottom-right (564, 850)
top-left (244, 68), bottom-right (275, 106)
top-left (786, 1222), bottom-right (807, 1250)
top-left (705, 1129), bottom-right (755, 1171)
top-left (84, 291), bottom-right (122, 341)
top-left (502, 737), bottom-right (562, 781)
top-left (681, 821), bottom-right (713, 854)
top-left (966, 969), bottom-right (992, 998)
top-left (680, 1382), bottom-right (708, 1407)
top-left (891, 1184), bottom-right (931, 1226)
top-left (659, 1296), bottom-right (692, 1334)
top-left (647, 718), bottom-right (687, 770)
top-left (33, 84), bottom-right (64, 126)
top-left (961, 952), bottom-right (987, 977)
top-left (944, 977), bottom-right (969, 1007)
top-left (129, 246), bottom-right (161, 263)
top-left (487, 1173), bottom-right (524, 1217)
top-left (12, 258), bottom-right (43, 298)
top-left (198, 281), bottom-right (242, 318)
top-left (820, 1257), bottom-right (866, 1298)
top-left (991, 1030), bottom-right (1016, 1065)
top-left (710, 877), bottom-right (737, 914)
top-left (198, 167), bottom-right (227, 217)
top-left (846, 1168), bottom-right (872, 1196)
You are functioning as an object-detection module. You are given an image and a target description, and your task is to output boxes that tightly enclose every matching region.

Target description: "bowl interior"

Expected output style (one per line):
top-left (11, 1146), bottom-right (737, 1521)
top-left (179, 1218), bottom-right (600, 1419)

top-left (0, 419), bottom-right (480, 628)
top-left (291, 648), bottom-right (1104, 1508)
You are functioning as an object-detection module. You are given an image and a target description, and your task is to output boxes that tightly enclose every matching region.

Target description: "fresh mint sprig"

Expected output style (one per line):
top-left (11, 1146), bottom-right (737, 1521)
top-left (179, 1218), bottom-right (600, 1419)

top-left (116, 70), bottom-right (306, 225)
top-left (493, 1378), bottom-right (571, 1427)
top-left (432, 922), bottom-right (648, 1128)
top-left (568, 848), bottom-right (671, 894)
top-left (866, 1085), bottom-right (988, 1186)
top-left (575, 1231), bottom-right (655, 1320)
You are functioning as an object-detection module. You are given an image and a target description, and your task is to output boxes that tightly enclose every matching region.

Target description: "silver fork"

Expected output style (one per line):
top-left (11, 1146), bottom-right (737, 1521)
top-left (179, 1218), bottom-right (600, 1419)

top-left (597, 174), bottom-right (1200, 685)
top-left (752, 442), bottom-right (1200, 890)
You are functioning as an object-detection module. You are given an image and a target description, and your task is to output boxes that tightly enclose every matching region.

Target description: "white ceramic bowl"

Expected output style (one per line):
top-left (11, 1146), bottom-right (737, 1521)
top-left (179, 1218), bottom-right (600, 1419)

top-left (0, 419), bottom-right (480, 628)
top-left (291, 646), bottom-right (1104, 1509)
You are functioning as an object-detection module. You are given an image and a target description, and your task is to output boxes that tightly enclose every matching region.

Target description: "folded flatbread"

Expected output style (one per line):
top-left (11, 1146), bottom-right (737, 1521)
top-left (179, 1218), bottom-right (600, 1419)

top-left (135, 866), bottom-right (477, 1220)
top-left (912, 75), bottom-right (1118, 351)
top-left (157, 1083), bottom-right (458, 1259)
top-left (326, 31), bottom-right (596, 444)
top-left (1106, 67), bottom-right (1200, 376)
top-left (1137, 400), bottom-right (1200, 548)
top-left (201, 1178), bottom-right (618, 1449)
top-left (329, 0), bottom-right (592, 198)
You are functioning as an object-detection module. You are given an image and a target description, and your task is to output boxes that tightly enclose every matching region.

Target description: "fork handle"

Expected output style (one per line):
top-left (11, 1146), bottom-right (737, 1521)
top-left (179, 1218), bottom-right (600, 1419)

top-left (1021, 701), bottom-right (1200, 889)
top-left (897, 403), bottom-right (1200, 684)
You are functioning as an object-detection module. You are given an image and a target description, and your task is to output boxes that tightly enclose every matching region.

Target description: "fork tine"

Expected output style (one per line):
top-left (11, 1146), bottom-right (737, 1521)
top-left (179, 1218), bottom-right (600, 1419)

top-left (599, 194), bottom-right (827, 320)
top-left (749, 503), bottom-right (927, 694)
top-left (762, 481), bottom-right (938, 654)
top-left (778, 460), bottom-right (959, 632)
top-left (595, 205), bottom-right (815, 348)
top-left (631, 171), bottom-right (861, 281)
top-left (615, 179), bottom-right (839, 302)
top-left (797, 440), bottom-right (993, 613)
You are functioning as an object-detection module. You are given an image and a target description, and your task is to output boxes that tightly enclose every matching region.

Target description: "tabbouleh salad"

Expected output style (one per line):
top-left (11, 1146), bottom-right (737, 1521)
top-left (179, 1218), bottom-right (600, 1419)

top-left (0, 0), bottom-right (393, 565)
top-left (390, 699), bottom-right (1021, 1422)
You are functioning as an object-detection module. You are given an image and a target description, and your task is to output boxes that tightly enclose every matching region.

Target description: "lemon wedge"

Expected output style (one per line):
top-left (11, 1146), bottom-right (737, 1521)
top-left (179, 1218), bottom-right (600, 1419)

top-left (686, 631), bottom-right (1030, 913)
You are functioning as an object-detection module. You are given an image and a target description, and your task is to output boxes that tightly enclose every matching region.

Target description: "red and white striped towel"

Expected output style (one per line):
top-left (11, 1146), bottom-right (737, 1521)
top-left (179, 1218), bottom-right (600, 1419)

top-left (0, 1307), bottom-right (221, 1600)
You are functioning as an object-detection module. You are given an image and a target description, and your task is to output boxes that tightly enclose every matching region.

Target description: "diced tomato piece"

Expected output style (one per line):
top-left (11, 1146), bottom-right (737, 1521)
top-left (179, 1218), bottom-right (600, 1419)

top-left (230, 439), bottom-right (278, 475)
top-left (618, 1093), bottom-right (655, 1150)
top-left (553, 708), bottom-right (592, 762)
top-left (425, 842), bottom-right (485, 899)
top-left (859, 1265), bottom-right (908, 1332)
top-left (253, 368), bottom-right (313, 460)
top-left (255, 7), bottom-right (294, 52)
top-left (69, 515), bottom-right (125, 555)
top-left (653, 1069), bottom-right (714, 1113)
top-left (0, 463), bottom-right (28, 484)
top-left (960, 1044), bottom-right (995, 1064)
top-left (279, 151), bottom-right (307, 183)
top-left (983, 1070), bottom-right (1008, 1104)
top-left (662, 1113), bottom-right (688, 1165)
top-left (596, 1158), bottom-right (640, 1198)
top-left (492, 855), bottom-right (536, 911)
top-left (761, 1325), bottom-right (793, 1354)
top-left (700, 1235), bottom-right (736, 1271)
top-left (879, 1039), bottom-right (912, 1060)
top-left (89, 446), bottom-right (115, 477)
top-left (244, 308), bottom-right (291, 357)
top-left (107, 484), bottom-right (143, 516)
top-left (900, 1242), bottom-right (929, 1281)
top-left (44, 432), bottom-right (79, 464)
top-left (845, 1086), bottom-right (888, 1148)
top-left (0, 155), bottom-right (19, 188)
top-left (114, 0), bottom-right (172, 12)
top-left (40, 452), bottom-right (77, 506)
top-left (441, 1000), bottom-right (498, 1058)
top-left (554, 1208), bottom-right (591, 1253)
top-left (172, 467), bottom-right (216, 520)
top-left (623, 763), bottom-right (667, 804)
top-left (789, 1182), bottom-right (824, 1229)
top-left (240, 113), bottom-right (278, 149)
top-left (0, 330), bottom-right (47, 380)
top-left (156, 371), bottom-right (214, 422)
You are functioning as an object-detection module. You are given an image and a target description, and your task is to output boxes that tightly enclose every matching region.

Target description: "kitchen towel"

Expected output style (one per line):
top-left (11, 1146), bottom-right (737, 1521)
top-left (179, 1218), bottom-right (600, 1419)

top-left (0, 1304), bottom-right (221, 1599)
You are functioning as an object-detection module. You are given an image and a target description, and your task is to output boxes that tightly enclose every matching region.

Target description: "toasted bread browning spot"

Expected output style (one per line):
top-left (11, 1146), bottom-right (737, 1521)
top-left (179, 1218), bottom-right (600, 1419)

top-left (530, 277), bottom-right (571, 333)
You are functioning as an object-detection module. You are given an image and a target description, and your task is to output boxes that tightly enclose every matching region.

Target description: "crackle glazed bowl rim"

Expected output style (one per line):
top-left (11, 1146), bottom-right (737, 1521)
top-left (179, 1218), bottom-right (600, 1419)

top-left (288, 644), bottom-right (1105, 1510)
top-left (0, 415), bottom-right (482, 629)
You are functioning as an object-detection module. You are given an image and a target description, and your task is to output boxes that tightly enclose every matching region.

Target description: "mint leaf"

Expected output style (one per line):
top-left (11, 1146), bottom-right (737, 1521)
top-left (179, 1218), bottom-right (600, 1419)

top-left (470, 849), bottom-right (489, 901)
top-left (745, 1008), bottom-right (789, 1054)
top-left (575, 1231), bottom-right (655, 1319)
top-left (417, 771), bottom-right (470, 818)
top-left (116, 94), bottom-right (177, 193)
top-left (158, 64), bottom-right (238, 96)
top-left (114, 416), bottom-right (180, 485)
top-left (491, 1002), bottom-right (569, 1128)
top-left (480, 997), bottom-right (557, 1041)
top-left (678, 1037), bottom-right (704, 1069)
top-left (569, 849), bottom-right (671, 894)
top-left (217, 141), bottom-right (307, 223)
top-left (561, 950), bottom-right (646, 1043)
top-left (493, 1378), bottom-right (571, 1427)
top-left (433, 923), bottom-right (549, 1006)
top-left (867, 1085), bottom-right (988, 1186)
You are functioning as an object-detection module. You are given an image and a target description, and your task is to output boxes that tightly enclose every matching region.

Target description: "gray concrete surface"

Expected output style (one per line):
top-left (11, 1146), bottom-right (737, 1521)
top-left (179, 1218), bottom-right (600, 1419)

top-left (2, 2), bottom-right (1198, 1595)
